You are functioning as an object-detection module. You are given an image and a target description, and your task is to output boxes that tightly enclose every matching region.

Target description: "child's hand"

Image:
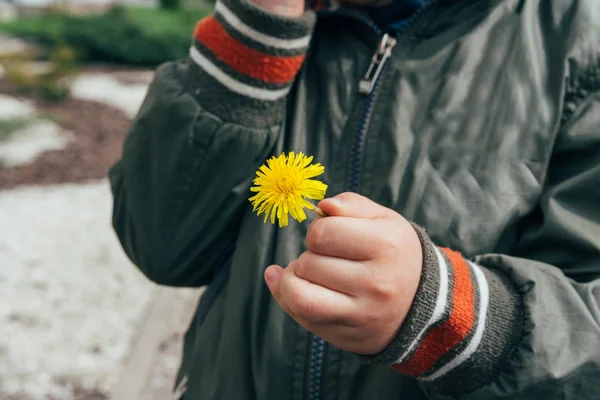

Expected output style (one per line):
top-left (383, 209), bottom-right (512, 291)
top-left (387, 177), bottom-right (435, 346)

top-left (250, 0), bottom-right (305, 18)
top-left (264, 193), bottom-right (423, 356)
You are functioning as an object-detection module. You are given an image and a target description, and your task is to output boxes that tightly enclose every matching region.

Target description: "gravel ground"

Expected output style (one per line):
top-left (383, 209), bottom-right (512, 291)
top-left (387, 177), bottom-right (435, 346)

top-left (138, 333), bottom-right (186, 400)
top-left (137, 288), bottom-right (200, 400)
top-left (0, 181), bottom-right (156, 399)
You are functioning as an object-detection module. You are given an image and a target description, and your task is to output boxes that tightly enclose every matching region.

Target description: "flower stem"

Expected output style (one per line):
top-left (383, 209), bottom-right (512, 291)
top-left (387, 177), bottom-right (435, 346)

top-left (309, 204), bottom-right (328, 218)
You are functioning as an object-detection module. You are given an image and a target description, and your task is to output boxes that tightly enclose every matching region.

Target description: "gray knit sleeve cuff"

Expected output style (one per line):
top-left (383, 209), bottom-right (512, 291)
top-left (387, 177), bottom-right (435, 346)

top-left (355, 224), bottom-right (524, 395)
top-left (186, 0), bottom-right (316, 127)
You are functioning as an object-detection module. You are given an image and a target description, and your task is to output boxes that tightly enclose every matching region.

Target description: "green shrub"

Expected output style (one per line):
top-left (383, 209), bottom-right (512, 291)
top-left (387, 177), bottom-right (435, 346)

top-left (2, 43), bottom-right (79, 102)
top-left (160, 0), bottom-right (181, 9)
top-left (0, 6), bottom-right (210, 67)
top-left (50, 44), bottom-right (78, 73)
top-left (4, 67), bottom-right (37, 94)
top-left (0, 118), bottom-right (33, 143)
top-left (38, 78), bottom-right (71, 102)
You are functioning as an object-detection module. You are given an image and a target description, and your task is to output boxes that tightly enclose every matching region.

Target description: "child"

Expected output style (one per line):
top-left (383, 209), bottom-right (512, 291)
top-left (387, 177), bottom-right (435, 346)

top-left (110, 0), bottom-right (600, 398)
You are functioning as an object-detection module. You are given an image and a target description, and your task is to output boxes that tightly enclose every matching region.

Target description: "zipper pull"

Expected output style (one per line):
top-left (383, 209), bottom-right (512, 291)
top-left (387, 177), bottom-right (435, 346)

top-left (358, 33), bottom-right (397, 95)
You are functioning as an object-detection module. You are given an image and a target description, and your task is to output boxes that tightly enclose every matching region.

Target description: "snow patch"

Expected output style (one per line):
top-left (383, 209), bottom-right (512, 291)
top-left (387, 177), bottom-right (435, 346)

top-left (0, 34), bottom-right (30, 56)
top-left (0, 181), bottom-right (155, 399)
top-left (0, 120), bottom-right (70, 167)
top-left (0, 94), bottom-right (36, 120)
top-left (71, 74), bottom-right (149, 119)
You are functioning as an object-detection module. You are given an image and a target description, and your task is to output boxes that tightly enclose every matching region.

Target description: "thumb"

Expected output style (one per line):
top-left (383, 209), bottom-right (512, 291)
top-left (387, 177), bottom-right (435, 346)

top-left (265, 264), bottom-right (284, 301)
top-left (318, 192), bottom-right (398, 219)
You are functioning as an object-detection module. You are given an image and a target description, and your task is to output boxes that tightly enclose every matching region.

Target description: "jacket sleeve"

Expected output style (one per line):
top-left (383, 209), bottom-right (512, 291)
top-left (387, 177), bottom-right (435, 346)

top-left (109, 0), bottom-right (316, 287)
top-left (357, 95), bottom-right (600, 397)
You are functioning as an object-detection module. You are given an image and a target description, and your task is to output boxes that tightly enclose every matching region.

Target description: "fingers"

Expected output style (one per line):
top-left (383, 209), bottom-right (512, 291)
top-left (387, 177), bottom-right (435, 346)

top-left (265, 262), bottom-right (359, 325)
top-left (293, 251), bottom-right (369, 296)
top-left (264, 264), bottom-right (285, 301)
top-left (319, 192), bottom-right (398, 220)
top-left (305, 216), bottom-right (398, 260)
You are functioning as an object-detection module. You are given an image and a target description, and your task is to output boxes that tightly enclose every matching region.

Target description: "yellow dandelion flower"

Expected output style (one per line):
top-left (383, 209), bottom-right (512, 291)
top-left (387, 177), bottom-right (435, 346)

top-left (249, 151), bottom-right (328, 227)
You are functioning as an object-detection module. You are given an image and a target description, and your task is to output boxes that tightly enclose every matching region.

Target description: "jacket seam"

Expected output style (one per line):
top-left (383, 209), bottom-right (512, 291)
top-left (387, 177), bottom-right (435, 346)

top-left (536, 66), bottom-right (600, 192)
top-left (159, 83), bottom-right (222, 268)
top-left (560, 65), bottom-right (600, 127)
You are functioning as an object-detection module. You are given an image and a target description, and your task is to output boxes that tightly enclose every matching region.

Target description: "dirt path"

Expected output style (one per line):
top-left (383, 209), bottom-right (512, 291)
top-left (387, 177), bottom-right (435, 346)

top-left (0, 80), bottom-right (132, 190)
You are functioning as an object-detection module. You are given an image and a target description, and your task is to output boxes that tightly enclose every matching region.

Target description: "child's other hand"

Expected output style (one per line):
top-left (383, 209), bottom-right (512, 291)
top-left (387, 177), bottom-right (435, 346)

top-left (249, 0), bottom-right (305, 18)
top-left (265, 193), bottom-right (423, 356)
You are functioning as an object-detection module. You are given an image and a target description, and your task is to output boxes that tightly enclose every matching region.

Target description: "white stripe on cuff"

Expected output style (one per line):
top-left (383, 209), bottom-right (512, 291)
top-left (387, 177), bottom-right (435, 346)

top-left (420, 261), bottom-right (490, 381)
top-left (215, 1), bottom-right (312, 50)
top-left (394, 246), bottom-right (450, 364)
top-left (189, 46), bottom-right (290, 101)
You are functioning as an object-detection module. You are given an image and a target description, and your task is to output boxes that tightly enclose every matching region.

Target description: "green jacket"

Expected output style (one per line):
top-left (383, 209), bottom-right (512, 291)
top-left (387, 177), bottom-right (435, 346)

top-left (109, 0), bottom-right (600, 398)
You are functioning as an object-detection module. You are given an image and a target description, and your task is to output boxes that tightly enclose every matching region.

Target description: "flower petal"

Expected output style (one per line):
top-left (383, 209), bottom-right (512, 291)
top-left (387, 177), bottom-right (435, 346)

top-left (248, 152), bottom-right (328, 227)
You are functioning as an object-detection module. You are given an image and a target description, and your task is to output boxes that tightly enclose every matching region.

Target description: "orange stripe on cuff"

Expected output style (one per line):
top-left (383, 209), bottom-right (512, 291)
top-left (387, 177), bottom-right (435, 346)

top-left (393, 248), bottom-right (475, 377)
top-left (194, 17), bottom-right (305, 84)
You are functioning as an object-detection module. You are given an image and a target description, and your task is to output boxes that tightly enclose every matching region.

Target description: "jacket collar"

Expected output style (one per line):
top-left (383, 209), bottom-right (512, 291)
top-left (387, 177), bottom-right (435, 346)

top-left (310, 0), bottom-right (436, 32)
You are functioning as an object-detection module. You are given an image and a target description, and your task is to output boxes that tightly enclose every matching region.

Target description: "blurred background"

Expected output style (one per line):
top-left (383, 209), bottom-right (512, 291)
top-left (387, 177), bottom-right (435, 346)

top-left (0, 0), bottom-right (213, 398)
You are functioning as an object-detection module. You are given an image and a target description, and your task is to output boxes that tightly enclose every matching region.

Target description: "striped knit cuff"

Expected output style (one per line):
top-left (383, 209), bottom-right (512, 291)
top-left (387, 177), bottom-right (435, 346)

top-left (187, 0), bottom-right (316, 127)
top-left (356, 225), bottom-right (524, 395)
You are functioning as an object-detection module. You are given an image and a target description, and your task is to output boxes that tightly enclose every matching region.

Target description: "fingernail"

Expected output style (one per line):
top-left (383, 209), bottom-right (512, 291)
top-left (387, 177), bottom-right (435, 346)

top-left (265, 266), bottom-right (279, 283)
top-left (329, 196), bottom-right (344, 208)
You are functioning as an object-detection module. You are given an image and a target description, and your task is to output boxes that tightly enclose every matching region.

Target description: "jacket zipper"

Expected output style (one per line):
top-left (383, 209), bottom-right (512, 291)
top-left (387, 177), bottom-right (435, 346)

top-left (349, 33), bottom-right (397, 191)
top-left (307, 3), bottom-right (438, 399)
top-left (358, 33), bottom-right (397, 95)
top-left (307, 21), bottom-right (392, 400)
